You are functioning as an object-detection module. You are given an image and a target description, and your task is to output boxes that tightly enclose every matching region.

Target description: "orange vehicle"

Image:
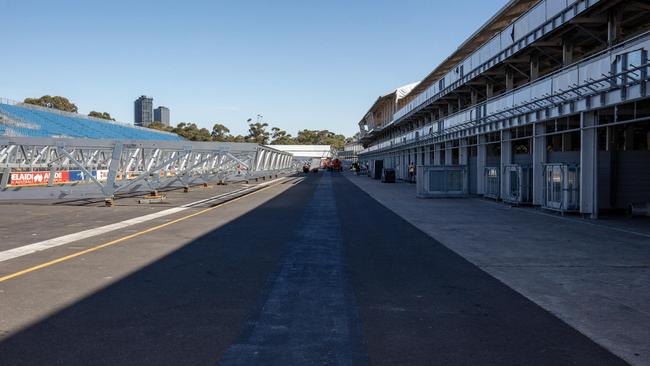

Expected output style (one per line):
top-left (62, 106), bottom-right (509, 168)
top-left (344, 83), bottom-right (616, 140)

top-left (328, 158), bottom-right (342, 172)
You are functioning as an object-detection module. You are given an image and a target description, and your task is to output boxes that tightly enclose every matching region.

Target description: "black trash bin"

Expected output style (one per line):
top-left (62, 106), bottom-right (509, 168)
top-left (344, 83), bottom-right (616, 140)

top-left (381, 168), bottom-right (396, 183)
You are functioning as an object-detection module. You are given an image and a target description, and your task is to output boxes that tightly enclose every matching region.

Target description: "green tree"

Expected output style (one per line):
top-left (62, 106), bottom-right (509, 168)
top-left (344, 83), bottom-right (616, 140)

top-left (294, 129), bottom-right (346, 149)
top-left (321, 132), bottom-right (347, 150)
top-left (147, 122), bottom-right (224, 141)
top-left (270, 127), bottom-right (294, 145)
top-left (229, 135), bottom-right (248, 143)
top-left (146, 119), bottom-right (353, 148)
top-left (88, 111), bottom-right (114, 120)
top-left (294, 130), bottom-right (318, 144)
top-left (346, 132), bottom-right (361, 144)
top-left (168, 122), bottom-right (212, 141)
top-left (211, 123), bottom-right (231, 141)
top-left (23, 95), bottom-right (78, 113)
top-left (247, 122), bottom-right (270, 144)
top-left (147, 122), bottom-right (173, 133)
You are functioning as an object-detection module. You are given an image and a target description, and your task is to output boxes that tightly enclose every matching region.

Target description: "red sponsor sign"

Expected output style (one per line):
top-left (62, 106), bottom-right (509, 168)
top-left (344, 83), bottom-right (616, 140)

top-left (10, 171), bottom-right (70, 186)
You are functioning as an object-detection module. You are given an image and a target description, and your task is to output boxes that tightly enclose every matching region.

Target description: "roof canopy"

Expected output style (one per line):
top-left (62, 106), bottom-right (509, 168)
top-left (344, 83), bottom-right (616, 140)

top-left (265, 145), bottom-right (334, 159)
top-left (358, 82), bottom-right (419, 126)
top-left (400, 0), bottom-right (538, 107)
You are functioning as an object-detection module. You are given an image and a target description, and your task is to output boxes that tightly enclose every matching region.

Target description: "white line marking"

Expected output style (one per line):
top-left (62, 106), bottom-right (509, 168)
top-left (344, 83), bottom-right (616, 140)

top-left (0, 208), bottom-right (187, 262)
top-left (0, 177), bottom-right (288, 263)
top-left (181, 186), bottom-right (251, 207)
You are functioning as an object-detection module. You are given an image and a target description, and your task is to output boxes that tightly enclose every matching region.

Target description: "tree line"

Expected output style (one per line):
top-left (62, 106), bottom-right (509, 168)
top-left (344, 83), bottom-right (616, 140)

top-left (23, 95), bottom-right (114, 121)
top-left (148, 121), bottom-right (353, 150)
top-left (21, 95), bottom-right (355, 149)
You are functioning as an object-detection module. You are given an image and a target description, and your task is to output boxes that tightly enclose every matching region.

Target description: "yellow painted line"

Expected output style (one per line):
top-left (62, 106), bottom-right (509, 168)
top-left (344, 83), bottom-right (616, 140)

top-left (0, 181), bottom-right (284, 283)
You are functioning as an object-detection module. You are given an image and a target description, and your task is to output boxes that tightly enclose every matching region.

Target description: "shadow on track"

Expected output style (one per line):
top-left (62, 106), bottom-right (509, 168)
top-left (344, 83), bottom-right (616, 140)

top-left (0, 171), bottom-right (629, 366)
top-left (0, 174), bottom-right (319, 366)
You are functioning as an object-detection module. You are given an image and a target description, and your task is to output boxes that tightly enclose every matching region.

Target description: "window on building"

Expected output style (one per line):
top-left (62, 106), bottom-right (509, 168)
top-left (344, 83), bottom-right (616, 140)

top-left (487, 142), bottom-right (501, 157)
top-left (598, 128), bottom-right (608, 151)
top-left (627, 49), bottom-right (644, 82)
top-left (632, 123), bottom-right (650, 151)
top-left (612, 123), bottom-right (650, 151)
top-left (612, 49), bottom-right (646, 85)
top-left (563, 132), bottom-right (581, 151)
top-left (617, 103), bottom-right (635, 122)
top-left (547, 134), bottom-right (562, 152)
top-left (452, 148), bottom-right (459, 165)
top-left (613, 54), bottom-right (624, 85)
top-left (512, 139), bottom-right (530, 155)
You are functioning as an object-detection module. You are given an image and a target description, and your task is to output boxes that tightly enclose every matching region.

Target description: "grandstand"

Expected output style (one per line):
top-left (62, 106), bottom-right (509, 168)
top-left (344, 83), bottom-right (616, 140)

top-left (0, 99), bottom-right (180, 141)
top-left (0, 98), bottom-right (293, 203)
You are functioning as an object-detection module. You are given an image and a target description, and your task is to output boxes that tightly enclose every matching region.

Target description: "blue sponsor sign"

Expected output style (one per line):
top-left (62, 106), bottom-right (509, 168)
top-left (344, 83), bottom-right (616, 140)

top-left (68, 170), bottom-right (98, 181)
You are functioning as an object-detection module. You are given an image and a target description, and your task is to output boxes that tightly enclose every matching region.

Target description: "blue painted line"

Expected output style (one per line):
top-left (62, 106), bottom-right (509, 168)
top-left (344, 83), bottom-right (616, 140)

top-left (219, 173), bottom-right (368, 365)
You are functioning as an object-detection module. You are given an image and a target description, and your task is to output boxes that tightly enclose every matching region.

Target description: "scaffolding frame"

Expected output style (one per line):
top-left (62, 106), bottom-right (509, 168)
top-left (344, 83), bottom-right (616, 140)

top-left (0, 137), bottom-right (293, 202)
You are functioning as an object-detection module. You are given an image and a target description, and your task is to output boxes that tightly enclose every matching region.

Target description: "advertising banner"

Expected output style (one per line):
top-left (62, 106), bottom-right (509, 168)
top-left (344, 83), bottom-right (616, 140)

top-left (68, 169), bottom-right (110, 182)
top-left (10, 171), bottom-right (70, 186)
top-left (68, 170), bottom-right (87, 182)
top-left (95, 170), bottom-right (109, 181)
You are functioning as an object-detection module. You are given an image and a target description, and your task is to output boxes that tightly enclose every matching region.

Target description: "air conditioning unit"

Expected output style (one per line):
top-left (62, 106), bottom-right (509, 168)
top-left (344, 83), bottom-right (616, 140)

top-left (503, 165), bottom-right (532, 205)
top-left (484, 167), bottom-right (500, 199)
top-left (417, 165), bottom-right (468, 198)
top-left (543, 163), bottom-right (580, 212)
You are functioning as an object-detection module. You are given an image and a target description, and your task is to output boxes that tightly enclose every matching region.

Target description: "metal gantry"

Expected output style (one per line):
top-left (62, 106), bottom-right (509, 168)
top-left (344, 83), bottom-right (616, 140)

top-left (0, 136), bottom-right (293, 202)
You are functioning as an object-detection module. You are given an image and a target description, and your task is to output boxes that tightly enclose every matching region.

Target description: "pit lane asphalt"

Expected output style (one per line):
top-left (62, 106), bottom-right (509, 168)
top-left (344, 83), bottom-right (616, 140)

top-left (0, 172), bottom-right (627, 365)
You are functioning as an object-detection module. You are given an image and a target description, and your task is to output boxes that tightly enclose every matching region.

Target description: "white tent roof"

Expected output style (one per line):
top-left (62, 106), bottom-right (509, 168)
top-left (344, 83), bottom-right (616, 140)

top-left (394, 82), bottom-right (419, 101)
top-left (265, 145), bottom-right (334, 159)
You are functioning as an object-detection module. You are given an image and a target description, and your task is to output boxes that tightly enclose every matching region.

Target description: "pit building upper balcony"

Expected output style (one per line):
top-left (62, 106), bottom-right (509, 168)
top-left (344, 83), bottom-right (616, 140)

top-left (362, 0), bottom-right (650, 152)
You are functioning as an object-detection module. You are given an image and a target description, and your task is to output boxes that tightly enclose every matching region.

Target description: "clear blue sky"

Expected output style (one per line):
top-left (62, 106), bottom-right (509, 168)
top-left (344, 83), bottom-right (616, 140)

top-left (0, 0), bottom-right (505, 137)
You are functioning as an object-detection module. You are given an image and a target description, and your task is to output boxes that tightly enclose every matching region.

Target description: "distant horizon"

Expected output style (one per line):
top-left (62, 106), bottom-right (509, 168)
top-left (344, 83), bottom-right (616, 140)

top-left (3, 95), bottom-right (360, 137)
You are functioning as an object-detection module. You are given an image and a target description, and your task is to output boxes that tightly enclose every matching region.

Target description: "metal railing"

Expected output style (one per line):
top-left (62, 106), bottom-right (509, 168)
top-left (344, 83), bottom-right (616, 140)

top-left (394, 0), bottom-right (599, 122)
top-left (361, 33), bottom-right (650, 157)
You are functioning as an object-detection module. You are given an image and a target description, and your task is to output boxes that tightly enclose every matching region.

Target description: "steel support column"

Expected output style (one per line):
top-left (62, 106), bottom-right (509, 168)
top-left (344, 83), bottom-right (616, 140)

top-left (532, 123), bottom-right (547, 205)
top-left (500, 130), bottom-right (512, 198)
top-left (477, 135), bottom-right (487, 195)
top-left (580, 111), bottom-right (598, 218)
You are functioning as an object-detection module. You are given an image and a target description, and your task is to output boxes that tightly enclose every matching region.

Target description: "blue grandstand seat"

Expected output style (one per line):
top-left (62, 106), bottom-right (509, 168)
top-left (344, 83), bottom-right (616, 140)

top-left (0, 103), bottom-right (181, 141)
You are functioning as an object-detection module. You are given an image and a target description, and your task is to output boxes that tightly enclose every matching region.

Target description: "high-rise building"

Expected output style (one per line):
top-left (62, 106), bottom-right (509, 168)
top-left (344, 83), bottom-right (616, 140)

top-left (154, 106), bottom-right (170, 127)
top-left (134, 96), bottom-right (153, 127)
